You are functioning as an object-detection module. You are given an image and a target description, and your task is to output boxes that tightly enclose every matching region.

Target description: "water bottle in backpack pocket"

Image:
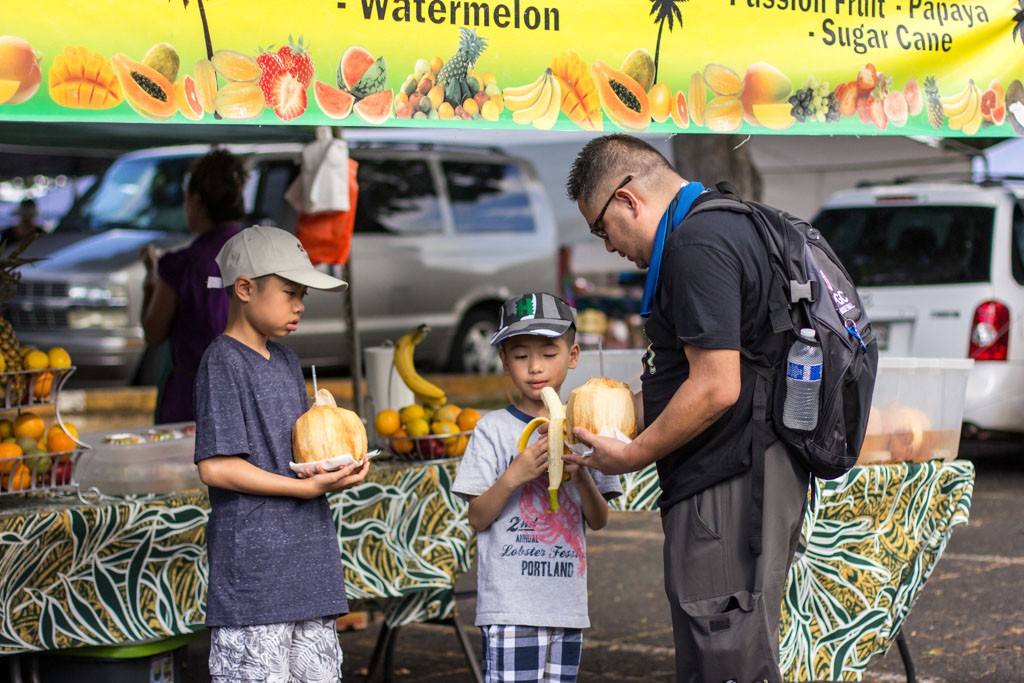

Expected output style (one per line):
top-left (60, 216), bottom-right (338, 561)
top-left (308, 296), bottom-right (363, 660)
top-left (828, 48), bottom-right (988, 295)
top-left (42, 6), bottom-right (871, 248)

top-left (783, 328), bottom-right (823, 431)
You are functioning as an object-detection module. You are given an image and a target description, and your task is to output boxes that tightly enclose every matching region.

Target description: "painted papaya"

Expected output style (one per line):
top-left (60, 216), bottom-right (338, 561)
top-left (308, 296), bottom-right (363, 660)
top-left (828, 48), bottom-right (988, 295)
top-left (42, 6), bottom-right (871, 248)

top-left (111, 53), bottom-right (177, 120)
top-left (591, 61), bottom-right (650, 131)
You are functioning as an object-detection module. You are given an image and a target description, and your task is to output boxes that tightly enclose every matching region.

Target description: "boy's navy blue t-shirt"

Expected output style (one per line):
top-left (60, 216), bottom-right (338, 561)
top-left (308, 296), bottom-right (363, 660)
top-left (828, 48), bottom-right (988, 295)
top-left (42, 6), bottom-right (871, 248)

top-left (194, 335), bottom-right (349, 627)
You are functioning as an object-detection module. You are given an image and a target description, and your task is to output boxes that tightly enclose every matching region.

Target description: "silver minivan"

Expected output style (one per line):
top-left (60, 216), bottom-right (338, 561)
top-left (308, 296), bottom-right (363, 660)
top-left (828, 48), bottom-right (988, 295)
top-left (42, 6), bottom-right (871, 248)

top-left (814, 180), bottom-right (1024, 435)
top-left (7, 140), bottom-right (560, 384)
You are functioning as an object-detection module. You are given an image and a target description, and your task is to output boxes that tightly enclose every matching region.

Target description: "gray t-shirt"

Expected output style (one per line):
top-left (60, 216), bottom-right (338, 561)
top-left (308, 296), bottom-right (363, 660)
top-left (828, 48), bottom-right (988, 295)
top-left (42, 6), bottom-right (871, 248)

top-left (194, 335), bottom-right (349, 627)
top-left (452, 406), bottom-right (622, 629)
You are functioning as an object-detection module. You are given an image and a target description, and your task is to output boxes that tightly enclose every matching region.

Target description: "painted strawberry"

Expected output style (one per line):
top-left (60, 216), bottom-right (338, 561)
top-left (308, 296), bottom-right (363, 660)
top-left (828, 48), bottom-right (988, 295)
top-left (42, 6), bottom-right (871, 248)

top-left (271, 72), bottom-right (307, 121)
top-left (278, 35), bottom-right (314, 89)
top-left (857, 63), bottom-right (878, 94)
top-left (836, 82), bottom-right (859, 118)
top-left (256, 49), bottom-right (285, 108)
top-left (857, 94), bottom-right (873, 125)
top-left (868, 95), bottom-right (888, 131)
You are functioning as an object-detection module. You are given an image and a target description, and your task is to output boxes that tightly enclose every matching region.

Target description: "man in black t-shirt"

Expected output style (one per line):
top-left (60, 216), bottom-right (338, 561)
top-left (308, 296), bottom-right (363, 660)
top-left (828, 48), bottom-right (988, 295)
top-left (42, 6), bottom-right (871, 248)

top-left (564, 134), bottom-right (809, 683)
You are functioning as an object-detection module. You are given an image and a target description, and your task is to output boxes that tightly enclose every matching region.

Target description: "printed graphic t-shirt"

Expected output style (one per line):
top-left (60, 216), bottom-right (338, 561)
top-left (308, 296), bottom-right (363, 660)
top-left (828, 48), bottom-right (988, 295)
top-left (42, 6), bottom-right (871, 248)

top-left (452, 406), bottom-right (622, 629)
top-left (194, 335), bottom-right (349, 627)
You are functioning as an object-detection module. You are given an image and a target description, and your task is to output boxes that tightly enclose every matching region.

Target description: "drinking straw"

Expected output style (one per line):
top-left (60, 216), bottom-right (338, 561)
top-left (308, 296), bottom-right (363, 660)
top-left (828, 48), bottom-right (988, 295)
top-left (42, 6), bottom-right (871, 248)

top-left (312, 365), bottom-right (319, 396)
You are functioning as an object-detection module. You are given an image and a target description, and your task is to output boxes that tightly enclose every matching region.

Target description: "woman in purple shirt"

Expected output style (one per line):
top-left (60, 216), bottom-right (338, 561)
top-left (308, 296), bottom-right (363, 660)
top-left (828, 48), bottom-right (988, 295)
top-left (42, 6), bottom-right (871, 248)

top-left (141, 149), bottom-right (248, 424)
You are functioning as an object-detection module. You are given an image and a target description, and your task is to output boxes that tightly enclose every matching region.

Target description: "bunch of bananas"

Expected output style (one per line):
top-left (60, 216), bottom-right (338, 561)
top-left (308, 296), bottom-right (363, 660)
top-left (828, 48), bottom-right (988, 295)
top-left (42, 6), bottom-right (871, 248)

top-left (516, 386), bottom-right (569, 512)
top-left (502, 68), bottom-right (561, 130)
top-left (393, 325), bottom-right (447, 406)
top-left (940, 80), bottom-right (983, 136)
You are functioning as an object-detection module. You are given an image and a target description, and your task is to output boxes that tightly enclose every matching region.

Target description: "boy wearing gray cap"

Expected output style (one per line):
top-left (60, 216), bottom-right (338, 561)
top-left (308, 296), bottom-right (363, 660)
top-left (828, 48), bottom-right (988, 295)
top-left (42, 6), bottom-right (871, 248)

top-left (194, 225), bottom-right (368, 682)
top-left (453, 292), bottom-right (622, 682)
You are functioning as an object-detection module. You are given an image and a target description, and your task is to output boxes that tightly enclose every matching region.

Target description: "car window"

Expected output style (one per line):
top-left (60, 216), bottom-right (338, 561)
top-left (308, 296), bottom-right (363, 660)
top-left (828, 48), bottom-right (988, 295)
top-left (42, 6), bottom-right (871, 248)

top-left (58, 156), bottom-right (192, 233)
top-left (442, 161), bottom-right (534, 233)
top-left (352, 157), bottom-right (441, 235)
top-left (1012, 201), bottom-right (1024, 285)
top-left (814, 205), bottom-right (995, 286)
top-left (250, 160), bottom-right (299, 230)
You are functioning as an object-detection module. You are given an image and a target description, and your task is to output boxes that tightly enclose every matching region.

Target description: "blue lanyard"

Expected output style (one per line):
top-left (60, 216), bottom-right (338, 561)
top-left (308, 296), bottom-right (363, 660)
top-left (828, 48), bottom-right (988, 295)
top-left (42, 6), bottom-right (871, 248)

top-left (640, 182), bottom-right (706, 317)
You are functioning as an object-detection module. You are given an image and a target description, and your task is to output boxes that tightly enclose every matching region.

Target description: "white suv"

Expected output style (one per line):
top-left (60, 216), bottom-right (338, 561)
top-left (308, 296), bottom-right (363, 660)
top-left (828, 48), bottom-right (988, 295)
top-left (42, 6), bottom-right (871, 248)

top-left (814, 180), bottom-right (1024, 435)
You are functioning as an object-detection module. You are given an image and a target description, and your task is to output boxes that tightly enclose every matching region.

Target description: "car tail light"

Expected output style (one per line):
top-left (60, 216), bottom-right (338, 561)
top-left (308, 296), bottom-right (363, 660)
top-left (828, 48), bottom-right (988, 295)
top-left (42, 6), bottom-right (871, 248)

top-left (969, 300), bottom-right (1009, 361)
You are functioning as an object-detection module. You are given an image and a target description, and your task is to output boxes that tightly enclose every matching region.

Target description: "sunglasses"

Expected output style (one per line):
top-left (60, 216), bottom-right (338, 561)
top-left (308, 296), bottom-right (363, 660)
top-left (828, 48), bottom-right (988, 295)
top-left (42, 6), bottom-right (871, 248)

top-left (589, 175), bottom-right (633, 240)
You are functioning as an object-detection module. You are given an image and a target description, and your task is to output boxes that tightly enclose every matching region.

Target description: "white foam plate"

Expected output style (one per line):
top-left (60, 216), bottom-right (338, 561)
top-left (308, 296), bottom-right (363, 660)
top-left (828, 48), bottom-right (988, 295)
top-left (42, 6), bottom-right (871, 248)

top-left (289, 449), bottom-right (380, 475)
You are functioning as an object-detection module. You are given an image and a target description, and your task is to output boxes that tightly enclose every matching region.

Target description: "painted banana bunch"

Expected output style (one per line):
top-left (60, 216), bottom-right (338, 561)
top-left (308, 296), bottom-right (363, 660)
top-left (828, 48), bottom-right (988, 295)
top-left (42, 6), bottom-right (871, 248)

top-left (502, 68), bottom-right (561, 130)
top-left (940, 79), bottom-right (983, 135)
top-left (516, 386), bottom-right (569, 512)
top-left (393, 324), bottom-right (447, 405)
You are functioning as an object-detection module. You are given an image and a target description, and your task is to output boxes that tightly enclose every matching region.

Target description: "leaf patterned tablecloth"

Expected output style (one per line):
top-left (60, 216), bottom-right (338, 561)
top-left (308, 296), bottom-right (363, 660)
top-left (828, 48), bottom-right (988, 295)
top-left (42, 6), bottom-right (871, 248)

top-left (0, 459), bottom-right (473, 654)
top-left (0, 456), bottom-right (974, 681)
top-left (611, 459), bottom-right (976, 682)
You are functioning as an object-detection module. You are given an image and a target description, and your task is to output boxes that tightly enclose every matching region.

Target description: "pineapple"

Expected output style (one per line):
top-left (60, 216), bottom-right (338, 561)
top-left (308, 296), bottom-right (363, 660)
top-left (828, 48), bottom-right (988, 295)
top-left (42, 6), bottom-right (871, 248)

top-left (437, 27), bottom-right (488, 107)
top-left (0, 235), bottom-right (39, 406)
top-left (924, 76), bottom-right (944, 130)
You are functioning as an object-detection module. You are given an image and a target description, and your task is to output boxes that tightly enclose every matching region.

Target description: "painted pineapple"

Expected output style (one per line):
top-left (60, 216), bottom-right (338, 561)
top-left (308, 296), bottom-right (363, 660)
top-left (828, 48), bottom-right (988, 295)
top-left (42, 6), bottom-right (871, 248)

top-left (437, 27), bottom-right (488, 107)
top-left (924, 76), bottom-right (944, 130)
top-left (0, 236), bottom-right (38, 404)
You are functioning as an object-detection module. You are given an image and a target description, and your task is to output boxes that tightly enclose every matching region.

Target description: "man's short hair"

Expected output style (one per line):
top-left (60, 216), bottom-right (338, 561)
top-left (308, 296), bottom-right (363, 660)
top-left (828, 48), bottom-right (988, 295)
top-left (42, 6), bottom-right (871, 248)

top-left (565, 134), bottom-right (674, 205)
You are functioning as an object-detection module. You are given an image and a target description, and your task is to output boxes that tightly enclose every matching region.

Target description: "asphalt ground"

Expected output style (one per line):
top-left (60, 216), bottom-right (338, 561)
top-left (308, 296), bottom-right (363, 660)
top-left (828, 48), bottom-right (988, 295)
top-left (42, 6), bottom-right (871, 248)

top-left (10, 379), bottom-right (1024, 682)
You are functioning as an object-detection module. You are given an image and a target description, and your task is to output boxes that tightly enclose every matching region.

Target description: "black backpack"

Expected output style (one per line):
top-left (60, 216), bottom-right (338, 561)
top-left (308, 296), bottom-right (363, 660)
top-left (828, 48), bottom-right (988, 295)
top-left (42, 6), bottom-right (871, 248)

top-left (686, 182), bottom-right (878, 553)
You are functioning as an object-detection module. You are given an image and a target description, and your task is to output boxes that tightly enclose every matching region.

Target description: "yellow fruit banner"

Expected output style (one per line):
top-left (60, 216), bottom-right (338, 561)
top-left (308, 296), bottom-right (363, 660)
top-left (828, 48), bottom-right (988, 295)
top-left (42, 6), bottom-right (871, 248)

top-left (1, 0), bottom-right (1022, 136)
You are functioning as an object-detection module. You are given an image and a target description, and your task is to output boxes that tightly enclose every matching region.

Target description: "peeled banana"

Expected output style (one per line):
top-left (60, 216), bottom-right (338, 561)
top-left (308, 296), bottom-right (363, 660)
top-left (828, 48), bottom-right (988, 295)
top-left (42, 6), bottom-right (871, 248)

top-left (516, 388), bottom-right (571, 513)
top-left (541, 387), bottom-right (566, 512)
top-left (504, 68), bottom-right (561, 130)
top-left (393, 325), bottom-right (447, 405)
top-left (940, 80), bottom-right (982, 135)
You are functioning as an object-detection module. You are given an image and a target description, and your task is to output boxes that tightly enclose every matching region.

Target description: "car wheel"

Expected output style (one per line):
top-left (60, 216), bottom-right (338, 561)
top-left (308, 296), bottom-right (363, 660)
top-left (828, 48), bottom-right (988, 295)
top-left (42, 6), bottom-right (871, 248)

top-left (449, 308), bottom-right (503, 374)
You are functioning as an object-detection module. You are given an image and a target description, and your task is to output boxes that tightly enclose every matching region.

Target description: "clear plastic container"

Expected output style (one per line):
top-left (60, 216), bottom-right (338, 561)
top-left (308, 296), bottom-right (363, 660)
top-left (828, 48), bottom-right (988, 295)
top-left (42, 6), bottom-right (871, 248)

top-left (76, 422), bottom-right (201, 496)
top-left (858, 357), bottom-right (974, 465)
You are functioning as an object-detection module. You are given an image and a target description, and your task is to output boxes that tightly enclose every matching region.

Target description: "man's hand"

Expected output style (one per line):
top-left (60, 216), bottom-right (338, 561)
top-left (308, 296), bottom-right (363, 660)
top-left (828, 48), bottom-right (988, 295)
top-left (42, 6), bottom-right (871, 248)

top-left (563, 426), bottom-right (638, 475)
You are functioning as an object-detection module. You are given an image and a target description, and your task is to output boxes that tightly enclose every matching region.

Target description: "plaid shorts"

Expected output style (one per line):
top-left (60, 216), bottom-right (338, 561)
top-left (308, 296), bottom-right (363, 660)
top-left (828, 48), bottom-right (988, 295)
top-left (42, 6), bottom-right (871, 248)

top-left (481, 624), bottom-right (583, 682)
top-left (209, 617), bottom-right (343, 683)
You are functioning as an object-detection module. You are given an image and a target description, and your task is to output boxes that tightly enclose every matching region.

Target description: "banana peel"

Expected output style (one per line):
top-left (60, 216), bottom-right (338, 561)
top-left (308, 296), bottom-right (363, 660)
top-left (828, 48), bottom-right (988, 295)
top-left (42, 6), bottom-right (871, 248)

top-left (516, 387), bottom-right (570, 512)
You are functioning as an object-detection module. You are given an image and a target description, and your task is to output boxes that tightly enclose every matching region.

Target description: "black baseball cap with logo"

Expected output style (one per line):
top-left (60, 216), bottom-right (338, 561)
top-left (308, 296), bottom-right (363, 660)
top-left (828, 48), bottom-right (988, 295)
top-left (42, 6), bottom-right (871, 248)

top-left (489, 292), bottom-right (577, 346)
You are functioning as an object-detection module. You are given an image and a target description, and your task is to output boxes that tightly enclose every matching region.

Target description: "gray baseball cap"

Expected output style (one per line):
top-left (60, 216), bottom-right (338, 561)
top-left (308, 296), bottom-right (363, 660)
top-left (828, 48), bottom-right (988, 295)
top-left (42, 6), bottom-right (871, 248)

top-left (490, 292), bottom-right (577, 346)
top-left (209, 225), bottom-right (348, 292)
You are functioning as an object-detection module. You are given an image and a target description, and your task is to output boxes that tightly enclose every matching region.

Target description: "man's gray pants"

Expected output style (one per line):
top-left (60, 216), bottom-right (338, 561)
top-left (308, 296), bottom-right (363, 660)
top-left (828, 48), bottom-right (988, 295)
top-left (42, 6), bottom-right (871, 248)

top-left (662, 441), bottom-right (810, 683)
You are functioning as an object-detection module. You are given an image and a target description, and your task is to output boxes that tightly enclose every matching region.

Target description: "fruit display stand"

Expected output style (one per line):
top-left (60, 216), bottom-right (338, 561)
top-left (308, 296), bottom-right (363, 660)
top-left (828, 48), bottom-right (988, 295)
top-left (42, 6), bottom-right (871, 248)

top-left (0, 366), bottom-right (90, 497)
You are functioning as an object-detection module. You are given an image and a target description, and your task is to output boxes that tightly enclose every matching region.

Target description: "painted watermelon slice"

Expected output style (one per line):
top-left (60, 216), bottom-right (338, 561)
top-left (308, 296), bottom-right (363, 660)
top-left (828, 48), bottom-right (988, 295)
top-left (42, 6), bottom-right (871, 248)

top-left (338, 46), bottom-right (375, 91)
top-left (314, 80), bottom-right (354, 120)
top-left (354, 89), bottom-right (394, 125)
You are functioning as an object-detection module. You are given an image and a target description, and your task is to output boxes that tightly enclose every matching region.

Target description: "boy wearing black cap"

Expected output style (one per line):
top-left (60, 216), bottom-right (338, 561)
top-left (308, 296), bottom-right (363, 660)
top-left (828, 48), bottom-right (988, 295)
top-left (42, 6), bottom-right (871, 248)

top-left (193, 225), bottom-right (368, 681)
top-left (453, 292), bottom-right (621, 682)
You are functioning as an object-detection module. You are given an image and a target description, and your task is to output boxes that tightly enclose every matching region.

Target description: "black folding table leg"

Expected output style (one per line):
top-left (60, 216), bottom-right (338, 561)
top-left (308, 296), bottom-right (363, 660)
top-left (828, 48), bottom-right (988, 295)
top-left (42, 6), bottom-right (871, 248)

top-left (451, 616), bottom-right (483, 683)
top-left (365, 622), bottom-right (396, 682)
top-left (895, 628), bottom-right (917, 683)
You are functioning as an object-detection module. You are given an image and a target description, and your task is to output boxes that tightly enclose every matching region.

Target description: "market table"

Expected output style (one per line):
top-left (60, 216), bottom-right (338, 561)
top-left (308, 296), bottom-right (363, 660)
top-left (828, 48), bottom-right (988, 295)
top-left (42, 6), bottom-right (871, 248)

top-left (0, 458), bottom-right (474, 656)
top-left (0, 456), bottom-right (973, 682)
top-left (613, 458), bottom-right (976, 682)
